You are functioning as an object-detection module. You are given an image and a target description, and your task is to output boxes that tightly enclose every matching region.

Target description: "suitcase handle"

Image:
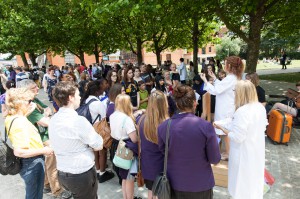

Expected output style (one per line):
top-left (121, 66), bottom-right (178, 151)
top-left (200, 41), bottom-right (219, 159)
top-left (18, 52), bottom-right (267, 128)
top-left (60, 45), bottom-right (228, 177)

top-left (284, 126), bottom-right (291, 134)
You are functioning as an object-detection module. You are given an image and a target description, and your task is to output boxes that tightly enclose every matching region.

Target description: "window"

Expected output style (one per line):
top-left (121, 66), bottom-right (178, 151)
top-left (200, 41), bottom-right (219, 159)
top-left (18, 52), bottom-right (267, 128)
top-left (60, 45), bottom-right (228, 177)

top-left (64, 51), bottom-right (75, 65)
top-left (209, 47), bottom-right (212, 52)
top-left (202, 48), bottom-right (206, 54)
top-left (166, 54), bottom-right (171, 61)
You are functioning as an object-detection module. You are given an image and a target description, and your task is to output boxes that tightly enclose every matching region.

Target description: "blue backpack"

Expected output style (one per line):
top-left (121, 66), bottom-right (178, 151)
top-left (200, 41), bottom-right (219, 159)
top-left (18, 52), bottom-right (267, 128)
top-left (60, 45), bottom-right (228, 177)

top-left (76, 99), bottom-right (100, 124)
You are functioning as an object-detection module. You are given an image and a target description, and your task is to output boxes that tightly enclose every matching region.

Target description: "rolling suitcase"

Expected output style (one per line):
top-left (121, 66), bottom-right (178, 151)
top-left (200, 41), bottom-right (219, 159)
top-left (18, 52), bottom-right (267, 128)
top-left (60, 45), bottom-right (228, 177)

top-left (267, 109), bottom-right (292, 145)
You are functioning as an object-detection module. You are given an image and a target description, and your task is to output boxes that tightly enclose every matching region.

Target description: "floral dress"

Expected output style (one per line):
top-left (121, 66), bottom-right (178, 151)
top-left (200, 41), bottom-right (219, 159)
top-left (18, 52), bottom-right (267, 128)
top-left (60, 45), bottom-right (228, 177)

top-left (47, 77), bottom-right (57, 101)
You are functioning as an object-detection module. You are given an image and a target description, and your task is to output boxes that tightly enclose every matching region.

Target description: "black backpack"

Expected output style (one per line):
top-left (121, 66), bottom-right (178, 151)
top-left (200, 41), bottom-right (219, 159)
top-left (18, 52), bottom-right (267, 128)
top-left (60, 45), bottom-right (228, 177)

top-left (76, 98), bottom-right (100, 124)
top-left (0, 118), bottom-right (21, 175)
top-left (32, 71), bottom-right (40, 81)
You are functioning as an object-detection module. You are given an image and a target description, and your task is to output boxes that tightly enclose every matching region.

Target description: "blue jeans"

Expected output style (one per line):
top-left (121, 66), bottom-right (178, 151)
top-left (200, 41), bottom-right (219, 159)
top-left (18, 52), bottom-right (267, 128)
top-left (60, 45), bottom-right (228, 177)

top-left (20, 155), bottom-right (45, 199)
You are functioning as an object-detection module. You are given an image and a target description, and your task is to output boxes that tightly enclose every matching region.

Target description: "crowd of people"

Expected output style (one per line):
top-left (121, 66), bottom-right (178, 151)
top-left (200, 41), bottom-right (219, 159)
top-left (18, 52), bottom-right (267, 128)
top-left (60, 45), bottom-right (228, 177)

top-left (3, 56), bottom-right (295, 199)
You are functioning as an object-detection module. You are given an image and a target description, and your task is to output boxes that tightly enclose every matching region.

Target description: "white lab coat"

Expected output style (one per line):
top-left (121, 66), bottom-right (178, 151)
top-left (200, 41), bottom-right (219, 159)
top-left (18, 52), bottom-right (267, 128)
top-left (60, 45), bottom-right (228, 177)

top-left (227, 102), bottom-right (267, 199)
top-left (177, 62), bottom-right (187, 81)
top-left (204, 73), bottom-right (237, 135)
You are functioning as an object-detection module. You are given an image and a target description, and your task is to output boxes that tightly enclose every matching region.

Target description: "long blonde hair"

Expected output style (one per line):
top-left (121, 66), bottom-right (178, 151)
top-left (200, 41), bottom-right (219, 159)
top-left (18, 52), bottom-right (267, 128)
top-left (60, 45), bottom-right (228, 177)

top-left (115, 94), bottom-right (135, 122)
top-left (235, 80), bottom-right (258, 110)
top-left (6, 88), bottom-right (34, 116)
top-left (143, 90), bottom-right (169, 144)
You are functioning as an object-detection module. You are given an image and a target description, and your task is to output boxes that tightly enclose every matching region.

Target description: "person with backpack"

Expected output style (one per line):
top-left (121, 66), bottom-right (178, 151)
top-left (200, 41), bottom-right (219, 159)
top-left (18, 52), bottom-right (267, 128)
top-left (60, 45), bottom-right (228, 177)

top-left (49, 81), bottom-right (103, 199)
top-left (80, 80), bottom-right (115, 183)
top-left (5, 88), bottom-right (54, 199)
top-left (32, 68), bottom-right (41, 88)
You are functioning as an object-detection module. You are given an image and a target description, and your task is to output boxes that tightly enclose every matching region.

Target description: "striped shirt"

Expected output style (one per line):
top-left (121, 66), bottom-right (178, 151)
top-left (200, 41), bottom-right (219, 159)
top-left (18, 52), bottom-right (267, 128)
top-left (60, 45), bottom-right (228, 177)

top-left (16, 72), bottom-right (29, 82)
top-left (49, 107), bottom-right (103, 174)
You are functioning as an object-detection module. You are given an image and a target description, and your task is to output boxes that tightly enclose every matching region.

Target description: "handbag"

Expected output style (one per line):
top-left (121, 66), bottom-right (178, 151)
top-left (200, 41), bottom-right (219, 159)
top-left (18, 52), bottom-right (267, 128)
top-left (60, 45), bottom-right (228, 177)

top-left (136, 115), bottom-right (145, 187)
top-left (0, 117), bottom-right (21, 175)
top-left (93, 118), bottom-right (113, 149)
top-left (152, 119), bottom-right (172, 199)
top-left (113, 139), bottom-right (134, 170)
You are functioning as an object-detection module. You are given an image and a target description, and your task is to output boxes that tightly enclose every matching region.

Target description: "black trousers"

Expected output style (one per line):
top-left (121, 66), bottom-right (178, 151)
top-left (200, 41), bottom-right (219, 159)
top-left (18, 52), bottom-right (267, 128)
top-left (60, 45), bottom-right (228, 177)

top-left (171, 188), bottom-right (213, 199)
top-left (58, 166), bottom-right (98, 199)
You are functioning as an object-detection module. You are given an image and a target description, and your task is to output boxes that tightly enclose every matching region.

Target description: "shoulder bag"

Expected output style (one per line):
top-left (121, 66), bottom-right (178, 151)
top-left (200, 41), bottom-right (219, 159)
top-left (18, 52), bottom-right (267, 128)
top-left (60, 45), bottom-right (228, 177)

top-left (152, 119), bottom-right (172, 199)
top-left (112, 116), bottom-right (134, 170)
top-left (0, 117), bottom-right (21, 175)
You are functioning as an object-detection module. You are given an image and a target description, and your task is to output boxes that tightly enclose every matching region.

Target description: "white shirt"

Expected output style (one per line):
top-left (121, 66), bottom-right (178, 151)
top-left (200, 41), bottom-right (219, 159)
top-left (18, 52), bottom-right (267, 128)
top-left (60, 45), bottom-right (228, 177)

top-left (204, 73), bottom-right (237, 135)
top-left (49, 107), bottom-right (103, 174)
top-left (99, 92), bottom-right (109, 111)
top-left (85, 96), bottom-right (106, 123)
top-left (109, 111), bottom-right (136, 140)
top-left (177, 62), bottom-right (187, 81)
top-left (226, 102), bottom-right (267, 199)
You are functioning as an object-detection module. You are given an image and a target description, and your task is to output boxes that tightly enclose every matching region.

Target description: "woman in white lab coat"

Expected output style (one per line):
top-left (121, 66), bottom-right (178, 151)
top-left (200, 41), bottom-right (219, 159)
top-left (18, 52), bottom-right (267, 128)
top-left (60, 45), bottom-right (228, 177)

top-left (200, 56), bottom-right (244, 160)
top-left (214, 80), bottom-right (267, 199)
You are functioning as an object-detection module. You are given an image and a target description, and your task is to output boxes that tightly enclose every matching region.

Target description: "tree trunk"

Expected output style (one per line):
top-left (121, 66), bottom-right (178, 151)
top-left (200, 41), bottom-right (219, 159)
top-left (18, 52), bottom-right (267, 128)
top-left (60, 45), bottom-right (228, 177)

top-left (79, 50), bottom-right (86, 66)
top-left (29, 52), bottom-right (37, 66)
top-left (136, 37), bottom-right (143, 66)
top-left (245, 15), bottom-right (263, 73)
top-left (192, 17), bottom-right (199, 74)
top-left (154, 40), bottom-right (161, 67)
top-left (20, 52), bottom-right (29, 67)
top-left (94, 43), bottom-right (100, 64)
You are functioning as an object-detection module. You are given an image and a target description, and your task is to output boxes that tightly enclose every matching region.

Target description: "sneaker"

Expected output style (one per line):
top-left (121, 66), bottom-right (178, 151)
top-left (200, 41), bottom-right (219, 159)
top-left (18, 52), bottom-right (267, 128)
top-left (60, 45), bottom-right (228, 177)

top-left (43, 187), bottom-right (51, 194)
top-left (99, 171), bottom-right (115, 183)
top-left (57, 190), bottom-right (72, 199)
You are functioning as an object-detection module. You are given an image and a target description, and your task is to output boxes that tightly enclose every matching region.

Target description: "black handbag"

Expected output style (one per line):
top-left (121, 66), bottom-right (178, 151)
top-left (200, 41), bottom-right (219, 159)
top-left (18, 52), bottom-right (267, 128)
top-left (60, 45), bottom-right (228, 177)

top-left (152, 119), bottom-right (172, 199)
top-left (0, 117), bottom-right (21, 175)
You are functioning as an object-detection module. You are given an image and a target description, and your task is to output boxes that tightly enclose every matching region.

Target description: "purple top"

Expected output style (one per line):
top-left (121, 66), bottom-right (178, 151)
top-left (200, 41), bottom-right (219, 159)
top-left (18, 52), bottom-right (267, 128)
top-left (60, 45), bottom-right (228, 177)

top-left (139, 117), bottom-right (164, 181)
top-left (0, 93), bottom-right (6, 105)
top-left (106, 103), bottom-right (115, 120)
top-left (158, 113), bottom-right (221, 192)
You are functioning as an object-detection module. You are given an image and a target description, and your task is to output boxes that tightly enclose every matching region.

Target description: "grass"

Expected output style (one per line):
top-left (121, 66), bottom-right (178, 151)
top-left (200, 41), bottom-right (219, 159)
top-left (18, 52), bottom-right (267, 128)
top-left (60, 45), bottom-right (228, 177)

top-left (259, 72), bottom-right (300, 83)
top-left (256, 60), bottom-right (300, 70)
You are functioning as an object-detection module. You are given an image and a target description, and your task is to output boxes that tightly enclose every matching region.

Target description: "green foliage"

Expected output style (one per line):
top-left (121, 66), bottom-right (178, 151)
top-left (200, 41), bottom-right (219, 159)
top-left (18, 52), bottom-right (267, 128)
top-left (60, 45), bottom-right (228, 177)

top-left (216, 36), bottom-right (242, 60)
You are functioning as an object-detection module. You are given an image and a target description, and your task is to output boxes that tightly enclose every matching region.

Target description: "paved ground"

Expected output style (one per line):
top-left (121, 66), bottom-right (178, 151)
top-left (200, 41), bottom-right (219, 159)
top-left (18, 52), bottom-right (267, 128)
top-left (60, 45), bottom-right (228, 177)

top-left (1, 68), bottom-right (300, 199)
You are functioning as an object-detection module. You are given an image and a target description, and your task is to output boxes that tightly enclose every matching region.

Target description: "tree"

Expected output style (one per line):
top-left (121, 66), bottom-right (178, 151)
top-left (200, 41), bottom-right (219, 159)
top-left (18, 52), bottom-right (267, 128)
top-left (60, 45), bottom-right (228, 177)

top-left (212, 0), bottom-right (300, 72)
top-left (216, 36), bottom-right (242, 60)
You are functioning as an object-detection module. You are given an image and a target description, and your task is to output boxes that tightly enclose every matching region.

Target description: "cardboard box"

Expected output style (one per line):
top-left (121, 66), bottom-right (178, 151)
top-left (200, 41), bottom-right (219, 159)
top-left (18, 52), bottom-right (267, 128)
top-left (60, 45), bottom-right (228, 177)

top-left (212, 160), bottom-right (228, 187)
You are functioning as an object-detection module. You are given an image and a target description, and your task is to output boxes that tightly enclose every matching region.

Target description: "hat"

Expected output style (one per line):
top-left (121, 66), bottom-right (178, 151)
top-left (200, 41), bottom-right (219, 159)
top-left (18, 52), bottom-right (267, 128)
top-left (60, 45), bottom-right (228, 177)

top-left (6, 81), bottom-right (16, 89)
top-left (193, 75), bottom-right (201, 81)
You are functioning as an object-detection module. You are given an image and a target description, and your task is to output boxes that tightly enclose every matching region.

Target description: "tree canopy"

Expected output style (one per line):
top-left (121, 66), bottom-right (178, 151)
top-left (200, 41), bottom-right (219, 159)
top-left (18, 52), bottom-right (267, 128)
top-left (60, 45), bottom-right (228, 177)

top-left (0, 0), bottom-right (299, 70)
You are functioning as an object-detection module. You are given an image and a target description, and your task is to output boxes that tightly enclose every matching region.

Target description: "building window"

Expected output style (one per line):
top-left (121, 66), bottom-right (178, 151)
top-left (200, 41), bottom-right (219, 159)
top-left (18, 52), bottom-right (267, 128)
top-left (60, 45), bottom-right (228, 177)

top-left (202, 48), bottom-right (206, 54)
top-left (166, 54), bottom-right (171, 61)
top-left (64, 51), bottom-right (75, 65)
top-left (209, 47), bottom-right (212, 52)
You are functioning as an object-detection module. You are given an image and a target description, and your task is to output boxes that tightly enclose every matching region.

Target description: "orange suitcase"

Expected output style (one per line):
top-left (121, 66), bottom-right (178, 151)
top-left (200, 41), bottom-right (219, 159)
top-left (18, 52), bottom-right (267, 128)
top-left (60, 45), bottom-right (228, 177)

top-left (267, 109), bottom-right (292, 145)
